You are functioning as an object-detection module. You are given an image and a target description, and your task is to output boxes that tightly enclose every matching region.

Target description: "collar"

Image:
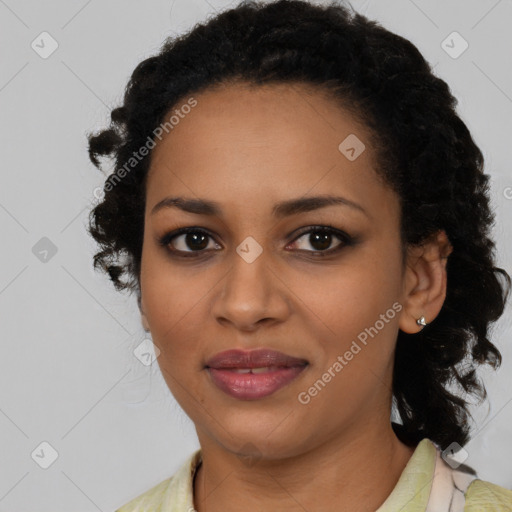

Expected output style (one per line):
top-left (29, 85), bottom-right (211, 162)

top-left (376, 438), bottom-right (437, 511)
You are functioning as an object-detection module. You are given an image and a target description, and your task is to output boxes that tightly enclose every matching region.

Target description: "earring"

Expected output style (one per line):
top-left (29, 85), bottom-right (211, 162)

top-left (416, 316), bottom-right (427, 327)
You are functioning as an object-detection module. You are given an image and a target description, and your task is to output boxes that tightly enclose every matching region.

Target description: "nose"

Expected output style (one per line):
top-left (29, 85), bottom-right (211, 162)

top-left (211, 249), bottom-right (290, 332)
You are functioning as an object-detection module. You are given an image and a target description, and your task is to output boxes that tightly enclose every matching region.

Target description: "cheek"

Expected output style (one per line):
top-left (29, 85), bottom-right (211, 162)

top-left (140, 251), bottom-right (204, 365)
top-left (295, 256), bottom-right (401, 335)
top-left (141, 240), bottom-right (198, 323)
top-left (144, 283), bottom-right (204, 360)
top-left (298, 274), bottom-right (400, 413)
top-left (294, 248), bottom-right (403, 380)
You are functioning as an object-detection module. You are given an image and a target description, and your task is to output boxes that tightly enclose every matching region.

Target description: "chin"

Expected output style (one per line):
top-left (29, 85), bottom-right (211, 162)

top-left (211, 419), bottom-right (308, 461)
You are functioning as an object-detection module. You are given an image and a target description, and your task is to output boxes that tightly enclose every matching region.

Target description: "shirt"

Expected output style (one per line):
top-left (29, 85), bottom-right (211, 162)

top-left (116, 438), bottom-right (512, 511)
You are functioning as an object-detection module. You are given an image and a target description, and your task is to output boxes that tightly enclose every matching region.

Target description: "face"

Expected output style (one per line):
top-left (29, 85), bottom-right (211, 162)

top-left (140, 82), bottom-right (410, 459)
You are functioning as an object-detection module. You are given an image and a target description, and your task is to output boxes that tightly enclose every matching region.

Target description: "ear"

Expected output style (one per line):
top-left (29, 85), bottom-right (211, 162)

top-left (138, 293), bottom-right (151, 332)
top-left (399, 230), bottom-right (453, 334)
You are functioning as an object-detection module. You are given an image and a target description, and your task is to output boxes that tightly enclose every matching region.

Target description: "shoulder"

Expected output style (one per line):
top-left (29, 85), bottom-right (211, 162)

top-left (115, 448), bottom-right (202, 512)
top-left (464, 479), bottom-right (512, 511)
top-left (115, 476), bottom-right (174, 512)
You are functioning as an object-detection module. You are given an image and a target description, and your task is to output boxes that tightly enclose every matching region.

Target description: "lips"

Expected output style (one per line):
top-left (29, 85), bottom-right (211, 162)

top-left (205, 348), bottom-right (308, 370)
top-left (205, 348), bottom-right (309, 400)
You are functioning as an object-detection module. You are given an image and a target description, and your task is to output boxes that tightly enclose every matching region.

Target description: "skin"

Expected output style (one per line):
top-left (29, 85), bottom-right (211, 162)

top-left (139, 82), bottom-right (453, 512)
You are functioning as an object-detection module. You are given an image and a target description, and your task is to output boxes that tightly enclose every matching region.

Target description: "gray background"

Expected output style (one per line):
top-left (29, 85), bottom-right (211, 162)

top-left (0, 0), bottom-right (511, 510)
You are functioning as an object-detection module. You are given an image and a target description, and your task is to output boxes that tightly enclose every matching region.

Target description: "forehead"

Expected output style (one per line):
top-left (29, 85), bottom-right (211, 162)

top-left (146, 82), bottom-right (395, 220)
top-left (150, 81), bottom-right (373, 165)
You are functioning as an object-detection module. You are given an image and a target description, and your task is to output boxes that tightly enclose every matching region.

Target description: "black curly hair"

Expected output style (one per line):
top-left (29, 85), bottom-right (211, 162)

top-left (87, 0), bottom-right (511, 449)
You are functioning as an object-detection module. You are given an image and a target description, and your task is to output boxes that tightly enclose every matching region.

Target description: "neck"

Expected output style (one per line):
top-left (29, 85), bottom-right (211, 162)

top-left (193, 422), bottom-right (416, 512)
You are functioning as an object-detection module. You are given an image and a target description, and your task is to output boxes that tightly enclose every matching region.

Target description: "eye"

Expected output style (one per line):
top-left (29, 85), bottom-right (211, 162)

top-left (287, 226), bottom-right (353, 256)
top-left (158, 227), bottom-right (220, 256)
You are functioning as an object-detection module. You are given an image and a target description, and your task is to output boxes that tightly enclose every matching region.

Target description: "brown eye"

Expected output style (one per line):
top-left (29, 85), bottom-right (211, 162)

top-left (288, 226), bottom-right (353, 256)
top-left (174, 232), bottom-right (210, 251)
top-left (159, 228), bottom-right (221, 255)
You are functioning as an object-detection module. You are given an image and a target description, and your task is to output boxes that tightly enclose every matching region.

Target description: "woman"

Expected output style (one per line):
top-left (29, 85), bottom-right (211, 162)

top-left (87, 1), bottom-right (512, 510)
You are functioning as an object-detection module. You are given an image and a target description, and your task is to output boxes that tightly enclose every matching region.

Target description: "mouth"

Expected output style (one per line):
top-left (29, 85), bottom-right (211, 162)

top-left (205, 348), bottom-right (309, 400)
top-left (222, 366), bottom-right (299, 374)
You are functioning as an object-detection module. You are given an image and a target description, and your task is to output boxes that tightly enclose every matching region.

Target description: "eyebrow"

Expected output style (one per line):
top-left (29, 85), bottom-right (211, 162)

top-left (150, 194), bottom-right (369, 218)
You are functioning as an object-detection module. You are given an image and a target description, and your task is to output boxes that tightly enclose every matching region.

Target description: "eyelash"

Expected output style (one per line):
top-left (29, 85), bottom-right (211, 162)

top-left (157, 225), bottom-right (355, 259)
